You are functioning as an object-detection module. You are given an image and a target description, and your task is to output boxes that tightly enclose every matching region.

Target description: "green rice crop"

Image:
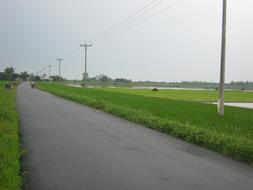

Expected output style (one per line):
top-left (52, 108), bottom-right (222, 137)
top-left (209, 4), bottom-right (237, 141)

top-left (99, 87), bottom-right (253, 102)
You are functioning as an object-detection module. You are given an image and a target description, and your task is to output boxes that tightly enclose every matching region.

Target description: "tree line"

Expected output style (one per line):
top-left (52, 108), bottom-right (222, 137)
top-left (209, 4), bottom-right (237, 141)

top-left (0, 67), bottom-right (65, 81)
top-left (0, 67), bottom-right (29, 81)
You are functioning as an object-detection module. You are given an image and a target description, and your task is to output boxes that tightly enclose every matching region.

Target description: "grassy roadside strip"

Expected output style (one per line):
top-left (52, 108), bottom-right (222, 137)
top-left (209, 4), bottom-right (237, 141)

top-left (0, 81), bottom-right (22, 190)
top-left (36, 83), bottom-right (253, 164)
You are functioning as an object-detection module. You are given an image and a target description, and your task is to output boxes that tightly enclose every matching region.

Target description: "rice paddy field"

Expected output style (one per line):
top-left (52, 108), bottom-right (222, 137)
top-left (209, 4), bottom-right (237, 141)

top-left (37, 82), bottom-right (253, 164)
top-left (100, 87), bottom-right (253, 102)
top-left (0, 81), bottom-right (22, 190)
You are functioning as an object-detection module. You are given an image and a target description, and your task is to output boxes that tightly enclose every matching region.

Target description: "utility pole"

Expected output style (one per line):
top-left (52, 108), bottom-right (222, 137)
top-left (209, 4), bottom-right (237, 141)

top-left (218, 0), bottom-right (227, 116)
top-left (56, 58), bottom-right (64, 78)
top-left (80, 43), bottom-right (92, 87)
top-left (48, 65), bottom-right (52, 80)
top-left (43, 68), bottom-right (46, 78)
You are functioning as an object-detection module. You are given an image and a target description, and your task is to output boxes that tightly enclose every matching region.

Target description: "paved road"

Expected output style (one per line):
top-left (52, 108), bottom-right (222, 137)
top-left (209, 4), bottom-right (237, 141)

top-left (17, 82), bottom-right (253, 190)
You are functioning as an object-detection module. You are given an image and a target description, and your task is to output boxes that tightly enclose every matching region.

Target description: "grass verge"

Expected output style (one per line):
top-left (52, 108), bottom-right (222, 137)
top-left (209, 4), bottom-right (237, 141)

top-left (0, 81), bottom-right (22, 190)
top-left (37, 82), bottom-right (253, 165)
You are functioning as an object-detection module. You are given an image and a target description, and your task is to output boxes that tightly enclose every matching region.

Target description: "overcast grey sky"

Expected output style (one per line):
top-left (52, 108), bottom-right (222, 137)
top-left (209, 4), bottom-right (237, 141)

top-left (0, 0), bottom-right (252, 82)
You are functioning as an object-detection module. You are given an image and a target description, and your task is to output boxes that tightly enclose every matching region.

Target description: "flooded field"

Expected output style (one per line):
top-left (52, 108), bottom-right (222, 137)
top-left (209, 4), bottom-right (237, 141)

top-left (213, 102), bottom-right (253, 109)
top-left (130, 86), bottom-right (213, 90)
top-left (67, 83), bottom-right (253, 106)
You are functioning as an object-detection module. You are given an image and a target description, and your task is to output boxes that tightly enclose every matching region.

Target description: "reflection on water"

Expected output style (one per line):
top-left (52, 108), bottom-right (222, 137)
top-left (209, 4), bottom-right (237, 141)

top-left (212, 102), bottom-right (253, 109)
top-left (130, 86), bottom-right (212, 91)
top-left (67, 84), bottom-right (213, 90)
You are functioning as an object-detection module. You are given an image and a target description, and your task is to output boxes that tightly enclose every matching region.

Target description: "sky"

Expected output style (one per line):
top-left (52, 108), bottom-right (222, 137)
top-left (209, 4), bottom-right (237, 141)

top-left (0, 0), bottom-right (252, 82)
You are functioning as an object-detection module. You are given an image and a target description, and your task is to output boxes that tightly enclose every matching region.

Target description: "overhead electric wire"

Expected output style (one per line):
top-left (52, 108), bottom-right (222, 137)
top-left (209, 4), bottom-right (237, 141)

top-left (58, 0), bottom-right (184, 63)
top-left (93, 0), bottom-right (184, 45)
top-left (88, 0), bottom-right (159, 43)
top-left (88, 0), bottom-right (167, 43)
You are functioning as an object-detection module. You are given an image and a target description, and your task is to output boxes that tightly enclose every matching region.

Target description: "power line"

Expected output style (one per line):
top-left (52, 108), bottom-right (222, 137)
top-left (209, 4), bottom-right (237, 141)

top-left (48, 65), bottom-right (52, 79)
top-left (94, 0), bottom-right (184, 45)
top-left (56, 58), bottom-right (64, 77)
top-left (35, 0), bottom-right (185, 81)
top-left (218, 0), bottom-right (227, 116)
top-left (43, 68), bottom-right (46, 77)
top-left (88, 0), bottom-right (159, 42)
top-left (80, 43), bottom-right (92, 87)
top-left (89, 0), bottom-right (166, 43)
top-left (56, 0), bottom-right (184, 66)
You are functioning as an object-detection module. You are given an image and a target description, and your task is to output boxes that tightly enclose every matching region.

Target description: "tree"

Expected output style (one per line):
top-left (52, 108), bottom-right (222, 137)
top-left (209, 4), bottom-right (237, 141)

top-left (50, 75), bottom-right (65, 81)
top-left (33, 76), bottom-right (41, 81)
top-left (4, 67), bottom-right (15, 80)
top-left (20, 71), bottom-right (29, 81)
top-left (0, 72), bottom-right (6, 80)
top-left (100, 75), bottom-right (112, 82)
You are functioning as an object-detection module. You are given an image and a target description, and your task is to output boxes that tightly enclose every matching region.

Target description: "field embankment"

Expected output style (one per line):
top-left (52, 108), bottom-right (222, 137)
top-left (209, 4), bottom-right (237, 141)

top-left (36, 82), bottom-right (253, 164)
top-left (0, 81), bottom-right (22, 190)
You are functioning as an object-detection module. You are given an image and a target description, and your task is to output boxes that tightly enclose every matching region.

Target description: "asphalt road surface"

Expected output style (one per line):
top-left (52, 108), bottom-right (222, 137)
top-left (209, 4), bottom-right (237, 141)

top-left (17, 82), bottom-right (253, 190)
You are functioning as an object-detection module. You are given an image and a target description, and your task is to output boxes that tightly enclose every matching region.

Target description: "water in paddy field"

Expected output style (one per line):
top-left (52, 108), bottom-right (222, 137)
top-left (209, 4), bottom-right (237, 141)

top-left (130, 86), bottom-right (253, 91)
top-left (67, 84), bottom-right (96, 88)
top-left (67, 84), bottom-right (82, 88)
top-left (67, 84), bottom-right (253, 109)
top-left (212, 102), bottom-right (253, 109)
top-left (130, 86), bottom-right (213, 91)
top-left (67, 84), bottom-right (212, 90)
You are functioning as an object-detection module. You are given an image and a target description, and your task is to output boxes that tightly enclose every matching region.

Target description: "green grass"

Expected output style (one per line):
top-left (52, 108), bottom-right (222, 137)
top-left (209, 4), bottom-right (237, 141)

top-left (98, 87), bottom-right (253, 102)
top-left (37, 82), bottom-right (253, 164)
top-left (0, 81), bottom-right (22, 190)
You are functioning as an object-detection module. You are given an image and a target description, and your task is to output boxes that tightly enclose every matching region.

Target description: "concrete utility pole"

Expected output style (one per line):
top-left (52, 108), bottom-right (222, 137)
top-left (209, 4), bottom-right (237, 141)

top-left (218, 0), bottom-right (227, 116)
top-left (56, 58), bottom-right (64, 78)
top-left (80, 43), bottom-right (92, 87)
top-left (48, 65), bottom-right (52, 80)
top-left (43, 68), bottom-right (46, 77)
